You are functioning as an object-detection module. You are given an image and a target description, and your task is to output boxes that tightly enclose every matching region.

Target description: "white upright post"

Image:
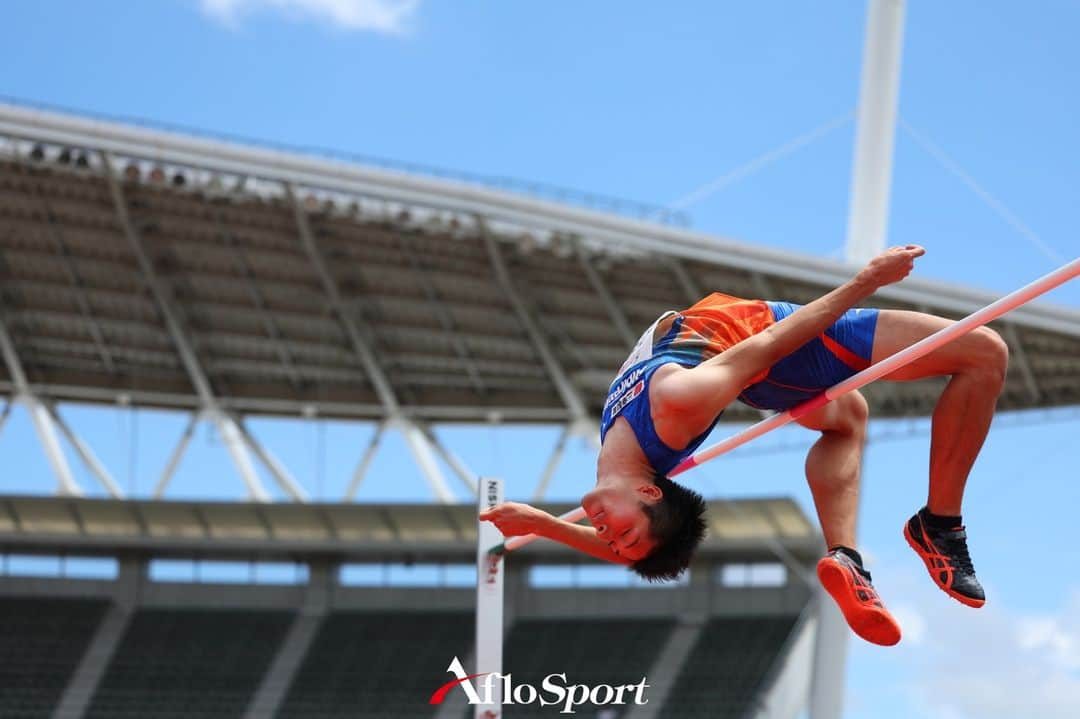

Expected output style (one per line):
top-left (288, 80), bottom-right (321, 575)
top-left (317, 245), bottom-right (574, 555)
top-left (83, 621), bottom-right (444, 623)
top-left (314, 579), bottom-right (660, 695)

top-left (808, 584), bottom-right (850, 719)
top-left (845, 0), bottom-right (907, 265)
top-left (475, 478), bottom-right (505, 719)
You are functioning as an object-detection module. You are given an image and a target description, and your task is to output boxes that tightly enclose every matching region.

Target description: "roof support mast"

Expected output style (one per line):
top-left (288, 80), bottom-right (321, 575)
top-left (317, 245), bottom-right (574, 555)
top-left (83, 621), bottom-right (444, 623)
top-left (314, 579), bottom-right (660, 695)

top-left (844, 0), bottom-right (906, 265)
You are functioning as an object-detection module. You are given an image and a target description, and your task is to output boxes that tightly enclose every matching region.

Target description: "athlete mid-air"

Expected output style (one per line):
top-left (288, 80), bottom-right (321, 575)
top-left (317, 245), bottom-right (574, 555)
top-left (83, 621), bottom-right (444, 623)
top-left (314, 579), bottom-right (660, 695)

top-left (481, 246), bottom-right (1008, 645)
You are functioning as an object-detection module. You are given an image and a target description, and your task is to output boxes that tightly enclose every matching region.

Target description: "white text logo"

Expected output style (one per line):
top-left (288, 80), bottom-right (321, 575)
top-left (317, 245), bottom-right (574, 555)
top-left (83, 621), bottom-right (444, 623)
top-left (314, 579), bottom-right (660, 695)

top-left (429, 656), bottom-right (649, 714)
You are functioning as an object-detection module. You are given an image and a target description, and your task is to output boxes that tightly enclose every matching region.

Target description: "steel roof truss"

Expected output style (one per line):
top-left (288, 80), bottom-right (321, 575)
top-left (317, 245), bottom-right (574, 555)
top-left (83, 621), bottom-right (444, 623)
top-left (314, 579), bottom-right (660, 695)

top-left (480, 225), bottom-right (590, 421)
top-left (397, 232), bottom-right (487, 395)
top-left (45, 402), bottom-right (123, 498)
top-left (531, 422), bottom-right (573, 501)
top-left (750, 271), bottom-right (776, 300)
top-left (1004, 323), bottom-right (1040, 403)
top-left (153, 412), bottom-right (199, 499)
top-left (210, 409), bottom-right (272, 502)
top-left (575, 238), bottom-right (637, 349)
top-left (290, 184), bottom-right (461, 503)
top-left (6, 103), bottom-right (1077, 337)
top-left (397, 417), bottom-right (456, 503)
top-left (39, 196), bottom-right (116, 374)
top-left (0, 309), bottom-right (83, 496)
top-left (101, 151), bottom-right (218, 405)
top-left (0, 398), bottom-right (11, 437)
top-left (233, 415), bottom-right (309, 502)
top-left (103, 151), bottom-right (279, 502)
top-left (418, 422), bottom-right (478, 495)
top-left (668, 258), bottom-right (704, 302)
top-left (26, 395), bottom-right (84, 497)
top-left (343, 420), bottom-right (386, 501)
top-left (213, 206), bottom-right (303, 390)
top-left (289, 182), bottom-right (399, 413)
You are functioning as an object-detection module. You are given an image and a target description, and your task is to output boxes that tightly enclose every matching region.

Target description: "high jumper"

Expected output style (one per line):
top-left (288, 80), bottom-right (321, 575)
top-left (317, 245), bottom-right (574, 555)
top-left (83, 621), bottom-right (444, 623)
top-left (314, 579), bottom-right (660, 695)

top-left (481, 247), bottom-right (1079, 646)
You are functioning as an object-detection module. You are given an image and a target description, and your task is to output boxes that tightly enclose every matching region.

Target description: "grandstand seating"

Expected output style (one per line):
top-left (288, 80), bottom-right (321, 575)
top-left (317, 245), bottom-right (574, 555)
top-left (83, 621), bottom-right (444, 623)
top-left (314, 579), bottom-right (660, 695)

top-left (277, 610), bottom-right (474, 719)
top-left (85, 607), bottom-right (293, 719)
top-left (0, 597), bottom-right (109, 719)
top-left (0, 597), bottom-right (798, 719)
top-left (662, 615), bottom-right (798, 718)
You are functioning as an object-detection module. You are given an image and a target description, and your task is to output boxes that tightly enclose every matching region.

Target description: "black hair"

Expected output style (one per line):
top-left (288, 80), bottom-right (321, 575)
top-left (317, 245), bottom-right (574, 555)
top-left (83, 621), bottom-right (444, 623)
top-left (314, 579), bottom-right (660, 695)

top-left (630, 473), bottom-right (707, 582)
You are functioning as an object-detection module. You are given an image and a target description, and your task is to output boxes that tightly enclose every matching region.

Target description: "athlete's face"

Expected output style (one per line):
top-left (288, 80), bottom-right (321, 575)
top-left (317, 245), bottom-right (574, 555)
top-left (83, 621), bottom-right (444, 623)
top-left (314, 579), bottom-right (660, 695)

top-left (582, 483), bottom-right (661, 562)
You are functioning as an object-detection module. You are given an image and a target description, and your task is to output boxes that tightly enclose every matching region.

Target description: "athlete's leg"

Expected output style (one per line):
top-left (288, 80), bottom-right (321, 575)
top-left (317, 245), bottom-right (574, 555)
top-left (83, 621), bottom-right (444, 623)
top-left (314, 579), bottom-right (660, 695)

top-left (800, 390), bottom-right (901, 646)
top-left (795, 391), bottom-right (869, 551)
top-left (871, 310), bottom-right (1009, 515)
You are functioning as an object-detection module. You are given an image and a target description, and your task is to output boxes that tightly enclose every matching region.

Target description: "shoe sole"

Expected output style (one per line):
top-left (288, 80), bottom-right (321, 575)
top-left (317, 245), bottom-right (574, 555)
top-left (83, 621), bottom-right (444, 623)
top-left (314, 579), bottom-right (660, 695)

top-left (903, 523), bottom-right (986, 609)
top-left (816, 558), bottom-right (902, 647)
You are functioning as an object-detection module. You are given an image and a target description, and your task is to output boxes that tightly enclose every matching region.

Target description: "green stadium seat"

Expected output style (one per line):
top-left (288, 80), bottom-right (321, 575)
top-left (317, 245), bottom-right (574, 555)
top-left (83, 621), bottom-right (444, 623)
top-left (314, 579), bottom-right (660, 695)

top-left (85, 607), bottom-right (293, 719)
top-left (661, 615), bottom-right (798, 718)
top-left (0, 597), bottom-right (109, 719)
top-left (277, 610), bottom-right (474, 719)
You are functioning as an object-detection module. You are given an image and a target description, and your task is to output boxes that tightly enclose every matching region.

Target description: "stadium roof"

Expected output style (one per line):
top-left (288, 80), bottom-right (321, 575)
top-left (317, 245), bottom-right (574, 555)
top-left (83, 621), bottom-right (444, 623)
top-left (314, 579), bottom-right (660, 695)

top-left (0, 494), bottom-right (820, 564)
top-left (0, 99), bottom-right (1078, 428)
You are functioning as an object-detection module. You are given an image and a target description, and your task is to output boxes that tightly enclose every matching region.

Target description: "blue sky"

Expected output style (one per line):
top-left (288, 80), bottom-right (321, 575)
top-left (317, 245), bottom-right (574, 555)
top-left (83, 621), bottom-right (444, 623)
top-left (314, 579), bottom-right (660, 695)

top-left (2, 2), bottom-right (1080, 717)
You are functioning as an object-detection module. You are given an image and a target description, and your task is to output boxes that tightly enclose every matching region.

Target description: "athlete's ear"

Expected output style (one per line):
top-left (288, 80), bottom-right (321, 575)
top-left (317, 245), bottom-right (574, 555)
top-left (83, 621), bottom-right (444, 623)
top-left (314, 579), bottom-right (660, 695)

top-left (637, 483), bottom-right (663, 503)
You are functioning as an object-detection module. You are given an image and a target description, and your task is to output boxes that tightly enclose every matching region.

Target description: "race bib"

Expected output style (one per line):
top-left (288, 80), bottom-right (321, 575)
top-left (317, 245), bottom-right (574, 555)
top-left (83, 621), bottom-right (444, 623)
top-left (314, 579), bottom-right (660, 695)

top-left (615, 311), bottom-right (677, 377)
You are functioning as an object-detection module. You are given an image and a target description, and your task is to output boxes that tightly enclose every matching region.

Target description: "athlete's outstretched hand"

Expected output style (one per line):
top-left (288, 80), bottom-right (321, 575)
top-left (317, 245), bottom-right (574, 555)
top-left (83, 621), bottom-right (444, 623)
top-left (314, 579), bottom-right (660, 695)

top-left (479, 502), bottom-right (552, 537)
top-left (857, 245), bottom-right (925, 289)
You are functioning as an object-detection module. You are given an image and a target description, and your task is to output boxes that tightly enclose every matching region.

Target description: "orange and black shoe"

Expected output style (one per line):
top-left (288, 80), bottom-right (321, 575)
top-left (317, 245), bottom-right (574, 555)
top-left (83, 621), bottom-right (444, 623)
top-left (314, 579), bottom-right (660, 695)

top-left (816, 549), bottom-right (902, 646)
top-left (904, 509), bottom-right (986, 608)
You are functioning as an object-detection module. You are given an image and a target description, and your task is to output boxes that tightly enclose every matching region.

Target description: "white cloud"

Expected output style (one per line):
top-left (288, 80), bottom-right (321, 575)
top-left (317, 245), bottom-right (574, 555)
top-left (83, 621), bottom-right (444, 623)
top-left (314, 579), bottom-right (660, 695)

top-left (886, 573), bottom-right (1080, 719)
top-left (199, 0), bottom-right (419, 33)
top-left (887, 601), bottom-right (928, 647)
top-left (1016, 614), bottom-right (1080, 671)
top-left (844, 551), bottom-right (1080, 719)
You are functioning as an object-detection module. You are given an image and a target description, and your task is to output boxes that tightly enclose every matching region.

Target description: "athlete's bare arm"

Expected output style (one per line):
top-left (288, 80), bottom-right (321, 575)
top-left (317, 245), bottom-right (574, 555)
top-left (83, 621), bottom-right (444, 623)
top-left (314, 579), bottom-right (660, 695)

top-left (479, 502), bottom-right (631, 566)
top-left (654, 245), bottom-right (925, 438)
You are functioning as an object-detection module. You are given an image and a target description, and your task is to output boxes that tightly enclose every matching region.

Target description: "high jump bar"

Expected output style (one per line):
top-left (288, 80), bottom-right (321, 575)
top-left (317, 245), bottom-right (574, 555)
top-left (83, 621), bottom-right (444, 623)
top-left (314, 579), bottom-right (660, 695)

top-left (495, 256), bottom-right (1080, 554)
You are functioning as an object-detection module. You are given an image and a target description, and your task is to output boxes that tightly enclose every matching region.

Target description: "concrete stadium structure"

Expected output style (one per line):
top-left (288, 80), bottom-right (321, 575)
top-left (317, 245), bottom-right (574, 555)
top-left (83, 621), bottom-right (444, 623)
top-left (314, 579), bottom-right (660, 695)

top-left (1, 495), bottom-right (818, 718)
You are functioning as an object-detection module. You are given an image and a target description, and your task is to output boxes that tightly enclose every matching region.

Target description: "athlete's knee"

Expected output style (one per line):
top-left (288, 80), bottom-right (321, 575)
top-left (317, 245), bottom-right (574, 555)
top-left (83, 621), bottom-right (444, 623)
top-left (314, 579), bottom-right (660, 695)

top-left (846, 392), bottom-right (870, 431)
top-left (830, 392), bottom-right (869, 436)
top-left (968, 327), bottom-right (1009, 386)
